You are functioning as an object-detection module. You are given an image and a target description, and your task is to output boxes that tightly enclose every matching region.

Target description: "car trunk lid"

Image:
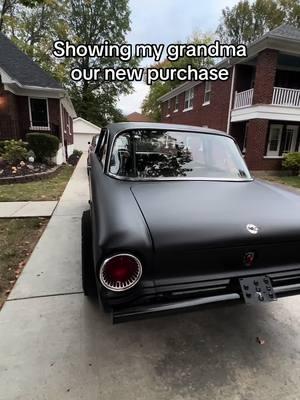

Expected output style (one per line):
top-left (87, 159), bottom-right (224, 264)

top-left (131, 180), bottom-right (300, 278)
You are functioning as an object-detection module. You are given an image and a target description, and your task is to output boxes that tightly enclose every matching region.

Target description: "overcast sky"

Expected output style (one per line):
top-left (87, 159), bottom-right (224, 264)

top-left (117, 0), bottom-right (239, 115)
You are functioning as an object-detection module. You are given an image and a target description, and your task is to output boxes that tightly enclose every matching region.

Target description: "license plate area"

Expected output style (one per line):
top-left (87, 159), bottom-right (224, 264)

top-left (239, 276), bottom-right (277, 304)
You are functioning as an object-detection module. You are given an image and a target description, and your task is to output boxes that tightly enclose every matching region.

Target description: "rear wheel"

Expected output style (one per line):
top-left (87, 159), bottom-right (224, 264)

top-left (81, 210), bottom-right (97, 296)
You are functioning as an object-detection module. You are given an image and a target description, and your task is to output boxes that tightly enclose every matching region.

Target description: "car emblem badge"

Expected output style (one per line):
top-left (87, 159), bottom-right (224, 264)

top-left (244, 252), bottom-right (255, 267)
top-left (246, 224), bottom-right (259, 235)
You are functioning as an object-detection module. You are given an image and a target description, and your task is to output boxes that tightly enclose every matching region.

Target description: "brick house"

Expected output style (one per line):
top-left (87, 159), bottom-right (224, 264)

top-left (159, 25), bottom-right (300, 173)
top-left (0, 33), bottom-right (77, 164)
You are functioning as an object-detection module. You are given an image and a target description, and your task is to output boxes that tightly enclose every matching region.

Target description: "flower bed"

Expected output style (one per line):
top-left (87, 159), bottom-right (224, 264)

top-left (0, 137), bottom-right (62, 184)
top-left (0, 164), bottom-right (62, 185)
top-left (0, 161), bottom-right (53, 178)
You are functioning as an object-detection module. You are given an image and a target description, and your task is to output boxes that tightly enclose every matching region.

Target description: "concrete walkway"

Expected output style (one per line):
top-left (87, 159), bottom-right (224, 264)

top-left (1, 156), bottom-right (300, 400)
top-left (0, 201), bottom-right (57, 218)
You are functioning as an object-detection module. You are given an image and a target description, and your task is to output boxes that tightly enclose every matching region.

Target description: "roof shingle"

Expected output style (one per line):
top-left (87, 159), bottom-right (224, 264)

top-left (268, 24), bottom-right (300, 41)
top-left (0, 33), bottom-right (62, 89)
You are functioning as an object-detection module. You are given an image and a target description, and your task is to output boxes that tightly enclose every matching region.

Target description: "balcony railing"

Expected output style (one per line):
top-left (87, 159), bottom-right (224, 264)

top-left (233, 87), bottom-right (300, 110)
top-left (272, 87), bottom-right (300, 107)
top-left (234, 88), bottom-right (254, 109)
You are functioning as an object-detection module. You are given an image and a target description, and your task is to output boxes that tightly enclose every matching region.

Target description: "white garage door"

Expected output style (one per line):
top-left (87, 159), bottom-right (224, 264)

top-left (74, 133), bottom-right (95, 152)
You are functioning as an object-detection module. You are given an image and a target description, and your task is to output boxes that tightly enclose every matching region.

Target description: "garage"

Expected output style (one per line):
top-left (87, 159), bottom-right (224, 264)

top-left (73, 117), bottom-right (101, 152)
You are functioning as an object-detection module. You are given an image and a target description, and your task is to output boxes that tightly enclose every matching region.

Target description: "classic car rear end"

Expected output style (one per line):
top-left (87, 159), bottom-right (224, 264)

top-left (82, 123), bottom-right (300, 323)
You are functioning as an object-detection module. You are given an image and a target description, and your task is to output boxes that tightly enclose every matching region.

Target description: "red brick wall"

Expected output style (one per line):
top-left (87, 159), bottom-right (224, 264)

top-left (48, 98), bottom-right (60, 132)
top-left (253, 49), bottom-right (278, 105)
top-left (17, 96), bottom-right (30, 139)
top-left (161, 68), bottom-right (233, 132)
top-left (0, 91), bottom-right (66, 142)
top-left (61, 105), bottom-right (73, 145)
top-left (245, 119), bottom-right (281, 170)
top-left (0, 87), bottom-right (22, 138)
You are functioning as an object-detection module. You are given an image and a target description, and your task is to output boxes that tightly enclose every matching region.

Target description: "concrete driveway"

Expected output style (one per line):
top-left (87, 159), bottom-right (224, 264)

top-left (1, 157), bottom-right (300, 400)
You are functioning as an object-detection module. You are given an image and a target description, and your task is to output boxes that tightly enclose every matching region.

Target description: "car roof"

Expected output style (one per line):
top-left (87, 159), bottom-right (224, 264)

top-left (106, 122), bottom-right (228, 138)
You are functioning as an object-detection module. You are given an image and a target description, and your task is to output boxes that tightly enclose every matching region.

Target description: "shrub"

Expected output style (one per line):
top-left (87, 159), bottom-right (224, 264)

top-left (2, 140), bottom-right (28, 164)
top-left (282, 152), bottom-right (300, 175)
top-left (27, 133), bottom-right (59, 162)
top-left (73, 149), bottom-right (83, 157)
top-left (67, 150), bottom-right (82, 166)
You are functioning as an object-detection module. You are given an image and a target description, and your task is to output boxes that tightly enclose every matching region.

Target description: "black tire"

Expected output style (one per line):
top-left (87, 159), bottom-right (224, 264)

top-left (81, 210), bottom-right (97, 296)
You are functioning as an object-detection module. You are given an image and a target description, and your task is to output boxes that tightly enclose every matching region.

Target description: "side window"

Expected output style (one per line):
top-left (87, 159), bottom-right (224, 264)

top-left (96, 129), bottom-right (108, 167)
top-left (101, 138), bottom-right (108, 166)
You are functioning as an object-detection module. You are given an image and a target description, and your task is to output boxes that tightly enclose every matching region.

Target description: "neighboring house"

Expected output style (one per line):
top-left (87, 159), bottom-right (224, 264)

top-left (159, 24), bottom-right (300, 173)
top-left (0, 33), bottom-right (77, 164)
top-left (73, 117), bottom-right (101, 151)
top-left (126, 112), bottom-right (152, 122)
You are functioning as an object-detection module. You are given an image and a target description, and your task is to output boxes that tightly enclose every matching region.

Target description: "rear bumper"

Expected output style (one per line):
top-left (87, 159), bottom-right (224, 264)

top-left (106, 266), bottom-right (300, 323)
top-left (112, 283), bottom-right (300, 323)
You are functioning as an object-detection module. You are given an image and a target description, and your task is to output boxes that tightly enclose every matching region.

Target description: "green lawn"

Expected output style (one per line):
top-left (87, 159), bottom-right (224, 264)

top-left (0, 165), bottom-right (74, 202)
top-left (263, 175), bottom-right (300, 189)
top-left (0, 218), bottom-right (48, 307)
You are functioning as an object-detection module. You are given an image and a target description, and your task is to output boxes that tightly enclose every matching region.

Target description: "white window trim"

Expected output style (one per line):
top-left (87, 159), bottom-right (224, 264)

top-left (266, 124), bottom-right (283, 157)
top-left (184, 89), bottom-right (194, 111)
top-left (167, 99), bottom-right (171, 115)
top-left (183, 106), bottom-right (193, 112)
top-left (174, 96), bottom-right (179, 112)
top-left (28, 97), bottom-right (50, 130)
top-left (284, 125), bottom-right (299, 153)
top-left (203, 81), bottom-right (211, 105)
top-left (263, 156), bottom-right (284, 159)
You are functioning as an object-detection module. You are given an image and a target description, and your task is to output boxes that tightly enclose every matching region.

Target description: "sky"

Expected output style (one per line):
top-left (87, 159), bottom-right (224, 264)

top-left (117, 0), bottom-right (239, 115)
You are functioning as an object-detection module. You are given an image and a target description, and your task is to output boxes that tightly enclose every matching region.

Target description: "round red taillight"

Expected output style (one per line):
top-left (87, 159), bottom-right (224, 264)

top-left (99, 254), bottom-right (142, 292)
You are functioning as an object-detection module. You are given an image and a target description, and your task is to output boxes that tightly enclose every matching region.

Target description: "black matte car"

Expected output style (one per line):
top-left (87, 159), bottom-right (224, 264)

top-left (87, 134), bottom-right (100, 174)
top-left (82, 122), bottom-right (300, 323)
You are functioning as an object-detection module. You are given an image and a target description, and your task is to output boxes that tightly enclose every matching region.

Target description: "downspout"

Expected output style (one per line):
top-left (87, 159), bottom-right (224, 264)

top-left (59, 96), bottom-right (66, 163)
top-left (226, 64), bottom-right (236, 134)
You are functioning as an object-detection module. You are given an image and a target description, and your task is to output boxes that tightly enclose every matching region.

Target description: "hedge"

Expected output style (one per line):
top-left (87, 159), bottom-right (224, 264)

top-left (27, 133), bottom-right (60, 162)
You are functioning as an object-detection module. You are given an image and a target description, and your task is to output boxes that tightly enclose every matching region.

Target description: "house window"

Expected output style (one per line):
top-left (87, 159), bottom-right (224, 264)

top-left (166, 99), bottom-right (171, 116)
top-left (267, 124), bottom-right (283, 156)
top-left (267, 124), bottom-right (299, 157)
top-left (29, 98), bottom-right (49, 128)
top-left (203, 81), bottom-right (211, 104)
top-left (283, 125), bottom-right (299, 153)
top-left (174, 95), bottom-right (179, 112)
top-left (184, 89), bottom-right (194, 110)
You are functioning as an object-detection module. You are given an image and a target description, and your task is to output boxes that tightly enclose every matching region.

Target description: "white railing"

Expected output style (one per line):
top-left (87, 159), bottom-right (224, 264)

top-left (272, 87), bottom-right (300, 107)
top-left (234, 88), bottom-right (254, 109)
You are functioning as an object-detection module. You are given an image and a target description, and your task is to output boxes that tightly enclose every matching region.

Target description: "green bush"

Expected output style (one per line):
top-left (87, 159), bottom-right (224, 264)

top-left (2, 140), bottom-right (28, 164)
top-left (27, 133), bottom-right (59, 162)
top-left (282, 152), bottom-right (300, 175)
top-left (73, 149), bottom-right (83, 157)
top-left (67, 150), bottom-right (82, 166)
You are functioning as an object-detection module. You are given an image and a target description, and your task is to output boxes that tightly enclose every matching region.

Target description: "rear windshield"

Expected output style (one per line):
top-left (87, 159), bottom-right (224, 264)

top-left (108, 129), bottom-right (251, 180)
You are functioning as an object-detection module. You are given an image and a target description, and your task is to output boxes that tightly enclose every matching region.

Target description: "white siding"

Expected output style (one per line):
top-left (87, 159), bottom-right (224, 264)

top-left (73, 118), bottom-right (101, 152)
